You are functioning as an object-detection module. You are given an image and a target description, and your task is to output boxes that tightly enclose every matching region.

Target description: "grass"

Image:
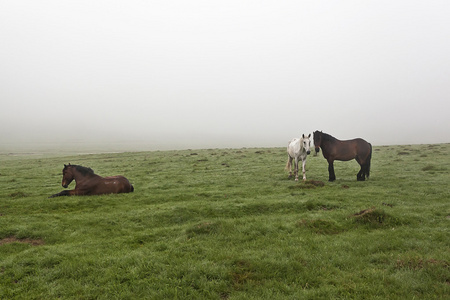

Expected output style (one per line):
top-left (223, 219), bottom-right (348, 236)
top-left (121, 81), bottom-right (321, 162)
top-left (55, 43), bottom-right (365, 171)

top-left (0, 144), bottom-right (449, 299)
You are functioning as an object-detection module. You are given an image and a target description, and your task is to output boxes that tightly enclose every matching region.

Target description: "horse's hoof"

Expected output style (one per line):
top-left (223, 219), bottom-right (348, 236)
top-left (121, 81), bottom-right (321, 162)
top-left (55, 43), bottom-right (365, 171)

top-left (295, 178), bottom-right (298, 182)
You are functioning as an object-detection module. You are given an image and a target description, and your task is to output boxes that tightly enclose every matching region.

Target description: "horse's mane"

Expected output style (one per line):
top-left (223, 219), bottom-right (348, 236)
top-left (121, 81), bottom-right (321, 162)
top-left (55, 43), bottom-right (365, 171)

top-left (73, 165), bottom-right (95, 176)
top-left (320, 132), bottom-right (338, 142)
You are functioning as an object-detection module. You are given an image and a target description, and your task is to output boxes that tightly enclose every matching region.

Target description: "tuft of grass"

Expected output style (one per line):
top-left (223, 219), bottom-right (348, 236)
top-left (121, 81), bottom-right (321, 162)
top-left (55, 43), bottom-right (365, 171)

top-left (230, 259), bottom-right (257, 289)
top-left (351, 207), bottom-right (405, 228)
top-left (288, 180), bottom-right (325, 189)
top-left (297, 219), bottom-right (344, 234)
top-left (304, 200), bottom-right (339, 211)
top-left (186, 221), bottom-right (222, 238)
top-left (395, 256), bottom-right (449, 271)
top-left (422, 165), bottom-right (435, 171)
top-left (8, 191), bottom-right (29, 198)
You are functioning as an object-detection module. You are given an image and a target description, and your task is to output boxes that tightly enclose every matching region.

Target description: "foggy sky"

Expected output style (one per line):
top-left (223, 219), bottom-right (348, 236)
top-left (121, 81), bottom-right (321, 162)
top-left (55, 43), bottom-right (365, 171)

top-left (1, 1), bottom-right (449, 152)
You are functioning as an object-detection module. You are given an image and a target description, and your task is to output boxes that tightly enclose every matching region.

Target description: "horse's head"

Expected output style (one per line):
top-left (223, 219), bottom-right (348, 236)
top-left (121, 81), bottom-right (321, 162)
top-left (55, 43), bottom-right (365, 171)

top-left (61, 164), bottom-right (74, 188)
top-left (313, 131), bottom-right (322, 153)
top-left (302, 134), bottom-right (311, 155)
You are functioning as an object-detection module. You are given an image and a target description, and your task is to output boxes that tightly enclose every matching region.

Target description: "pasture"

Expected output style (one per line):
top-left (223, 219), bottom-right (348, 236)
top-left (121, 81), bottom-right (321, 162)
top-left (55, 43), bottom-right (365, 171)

top-left (0, 144), bottom-right (449, 299)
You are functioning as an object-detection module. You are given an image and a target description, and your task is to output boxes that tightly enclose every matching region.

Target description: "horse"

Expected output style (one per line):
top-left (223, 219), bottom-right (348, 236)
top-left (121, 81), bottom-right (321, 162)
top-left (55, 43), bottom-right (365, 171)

top-left (286, 134), bottom-right (311, 181)
top-left (313, 131), bottom-right (372, 181)
top-left (49, 164), bottom-right (134, 198)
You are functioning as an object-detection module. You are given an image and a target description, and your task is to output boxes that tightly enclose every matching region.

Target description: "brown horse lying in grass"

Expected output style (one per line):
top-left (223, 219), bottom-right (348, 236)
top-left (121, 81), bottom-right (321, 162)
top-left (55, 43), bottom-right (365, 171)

top-left (49, 164), bottom-right (134, 198)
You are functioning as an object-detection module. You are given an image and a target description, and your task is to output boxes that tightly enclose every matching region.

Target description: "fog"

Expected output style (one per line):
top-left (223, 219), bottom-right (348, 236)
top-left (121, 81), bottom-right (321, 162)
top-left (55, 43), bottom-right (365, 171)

top-left (1, 1), bottom-right (449, 152)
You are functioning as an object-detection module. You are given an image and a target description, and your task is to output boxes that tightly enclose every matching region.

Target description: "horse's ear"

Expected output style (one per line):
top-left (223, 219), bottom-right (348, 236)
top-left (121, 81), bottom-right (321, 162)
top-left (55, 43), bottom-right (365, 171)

top-left (302, 134), bottom-right (305, 138)
top-left (64, 164), bottom-right (67, 167)
top-left (308, 134), bottom-right (311, 138)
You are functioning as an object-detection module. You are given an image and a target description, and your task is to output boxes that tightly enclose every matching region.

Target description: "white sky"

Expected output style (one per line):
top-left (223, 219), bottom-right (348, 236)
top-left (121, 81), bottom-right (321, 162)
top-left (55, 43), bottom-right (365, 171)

top-left (1, 1), bottom-right (449, 151)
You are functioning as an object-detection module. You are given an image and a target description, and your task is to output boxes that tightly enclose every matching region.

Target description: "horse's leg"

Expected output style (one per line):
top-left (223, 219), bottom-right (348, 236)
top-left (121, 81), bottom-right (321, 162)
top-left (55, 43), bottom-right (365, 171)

top-left (355, 156), bottom-right (366, 181)
top-left (357, 163), bottom-right (368, 181)
top-left (302, 157), bottom-right (307, 181)
top-left (328, 160), bottom-right (336, 181)
top-left (357, 167), bottom-right (364, 181)
top-left (355, 156), bottom-right (365, 181)
top-left (48, 189), bottom-right (77, 198)
top-left (356, 161), bottom-right (363, 181)
top-left (294, 157), bottom-right (299, 181)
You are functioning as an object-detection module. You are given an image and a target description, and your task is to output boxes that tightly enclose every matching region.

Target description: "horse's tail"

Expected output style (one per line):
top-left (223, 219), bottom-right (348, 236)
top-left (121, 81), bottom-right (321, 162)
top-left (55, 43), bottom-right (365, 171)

top-left (285, 158), bottom-right (291, 171)
top-left (286, 141), bottom-right (292, 171)
top-left (366, 143), bottom-right (372, 178)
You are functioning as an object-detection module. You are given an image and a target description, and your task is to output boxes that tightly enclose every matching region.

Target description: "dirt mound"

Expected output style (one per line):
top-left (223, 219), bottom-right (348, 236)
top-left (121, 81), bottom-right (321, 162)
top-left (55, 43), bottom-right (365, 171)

top-left (289, 180), bottom-right (325, 189)
top-left (305, 180), bottom-right (325, 187)
top-left (0, 236), bottom-right (44, 246)
top-left (353, 207), bottom-right (376, 217)
top-left (352, 207), bottom-right (404, 227)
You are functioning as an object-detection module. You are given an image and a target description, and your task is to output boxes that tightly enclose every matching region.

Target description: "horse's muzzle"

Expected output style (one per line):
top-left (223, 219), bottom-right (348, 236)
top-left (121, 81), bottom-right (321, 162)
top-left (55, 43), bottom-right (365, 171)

top-left (315, 147), bottom-right (320, 153)
top-left (306, 151), bottom-right (311, 155)
top-left (62, 184), bottom-right (69, 188)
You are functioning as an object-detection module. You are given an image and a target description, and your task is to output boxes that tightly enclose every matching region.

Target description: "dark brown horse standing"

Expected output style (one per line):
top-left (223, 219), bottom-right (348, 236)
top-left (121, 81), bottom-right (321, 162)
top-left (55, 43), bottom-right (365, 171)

top-left (49, 164), bottom-right (134, 198)
top-left (313, 131), bottom-right (372, 181)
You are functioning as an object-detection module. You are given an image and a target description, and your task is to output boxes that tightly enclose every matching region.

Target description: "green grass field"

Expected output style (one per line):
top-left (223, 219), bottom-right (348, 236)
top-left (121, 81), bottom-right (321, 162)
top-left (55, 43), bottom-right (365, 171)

top-left (1, 144), bottom-right (449, 299)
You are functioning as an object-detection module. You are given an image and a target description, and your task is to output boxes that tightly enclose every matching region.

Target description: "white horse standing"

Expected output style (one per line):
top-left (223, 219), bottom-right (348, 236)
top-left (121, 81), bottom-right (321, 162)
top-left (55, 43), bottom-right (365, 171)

top-left (286, 134), bottom-right (311, 181)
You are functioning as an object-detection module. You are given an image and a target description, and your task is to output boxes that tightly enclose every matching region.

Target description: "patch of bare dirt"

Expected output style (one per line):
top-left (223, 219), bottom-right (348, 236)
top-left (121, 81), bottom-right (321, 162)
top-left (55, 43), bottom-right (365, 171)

top-left (0, 236), bottom-right (44, 246)
top-left (353, 207), bottom-right (376, 217)
top-left (395, 258), bottom-right (449, 270)
top-left (397, 151), bottom-right (410, 155)
top-left (305, 180), bottom-right (325, 187)
top-left (289, 180), bottom-right (325, 189)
